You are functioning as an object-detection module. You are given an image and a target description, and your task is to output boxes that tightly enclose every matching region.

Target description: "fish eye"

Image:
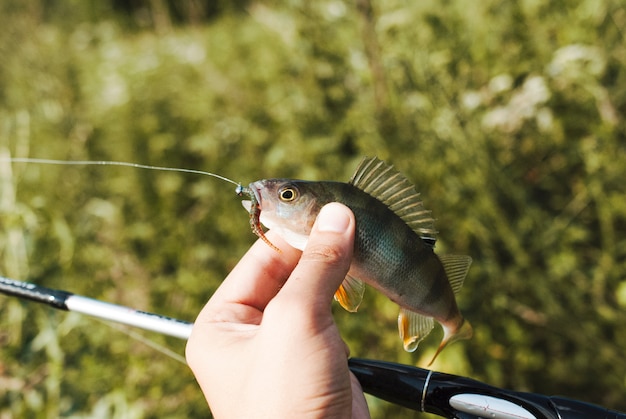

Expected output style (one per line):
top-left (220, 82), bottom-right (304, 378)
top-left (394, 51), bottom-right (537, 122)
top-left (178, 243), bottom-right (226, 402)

top-left (278, 185), bottom-right (298, 202)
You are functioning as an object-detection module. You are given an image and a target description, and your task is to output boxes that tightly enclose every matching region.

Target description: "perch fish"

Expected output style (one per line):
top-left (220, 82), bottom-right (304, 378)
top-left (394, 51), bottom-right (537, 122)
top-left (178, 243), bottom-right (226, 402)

top-left (239, 157), bottom-right (473, 364)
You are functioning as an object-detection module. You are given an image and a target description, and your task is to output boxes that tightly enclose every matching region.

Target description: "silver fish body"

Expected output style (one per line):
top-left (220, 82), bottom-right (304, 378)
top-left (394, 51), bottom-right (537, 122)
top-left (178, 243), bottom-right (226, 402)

top-left (241, 158), bottom-right (472, 363)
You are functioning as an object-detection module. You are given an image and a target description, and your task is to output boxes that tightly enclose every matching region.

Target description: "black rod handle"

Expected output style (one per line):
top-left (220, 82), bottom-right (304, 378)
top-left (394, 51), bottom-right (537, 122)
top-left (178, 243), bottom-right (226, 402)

top-left (0, 276), bottom-right (72, 310)
top-left (348, 358), bottom-right (626, 419)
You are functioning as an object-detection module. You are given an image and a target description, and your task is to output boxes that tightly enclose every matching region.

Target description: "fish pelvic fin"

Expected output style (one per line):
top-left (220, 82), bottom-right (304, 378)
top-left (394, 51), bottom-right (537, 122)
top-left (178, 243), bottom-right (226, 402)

top-left (428, 318), bottom-right (473, 366)
top-left (334, 275), bottom-right (365, 312)
top-left (398, 308), bottom-right (435, 352)
top-left (439, 254), bottom-right (472, 294)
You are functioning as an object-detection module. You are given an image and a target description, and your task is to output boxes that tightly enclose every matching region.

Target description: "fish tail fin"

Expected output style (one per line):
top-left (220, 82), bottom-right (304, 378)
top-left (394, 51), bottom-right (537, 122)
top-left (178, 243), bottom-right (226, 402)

top-left (428, 318), bottom-right (473, 366)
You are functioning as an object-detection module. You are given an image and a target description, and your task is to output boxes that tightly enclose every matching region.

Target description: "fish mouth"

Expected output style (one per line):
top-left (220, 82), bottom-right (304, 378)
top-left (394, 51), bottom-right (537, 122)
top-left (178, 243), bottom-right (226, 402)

top-left (249, 182), bottom-right (262, 207)
top-left (239, 181), bottom-right (282, 252)
top-left (238, 182), bottom-right (263, 211)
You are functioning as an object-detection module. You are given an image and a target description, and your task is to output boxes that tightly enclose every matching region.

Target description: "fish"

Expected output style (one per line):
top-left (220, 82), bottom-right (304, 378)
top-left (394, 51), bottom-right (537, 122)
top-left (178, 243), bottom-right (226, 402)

top-left (239, 157), bottom-right (473, 364)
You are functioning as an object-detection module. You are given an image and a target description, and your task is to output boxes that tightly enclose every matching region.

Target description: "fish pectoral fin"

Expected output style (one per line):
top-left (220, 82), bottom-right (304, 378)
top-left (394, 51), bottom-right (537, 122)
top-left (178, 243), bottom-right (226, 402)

top-left (398, 308), bottom-right (435, 352)
top-left (439, 255), bottom-right (473, 294)
top-left (334, 275), bottom-right (365, 313)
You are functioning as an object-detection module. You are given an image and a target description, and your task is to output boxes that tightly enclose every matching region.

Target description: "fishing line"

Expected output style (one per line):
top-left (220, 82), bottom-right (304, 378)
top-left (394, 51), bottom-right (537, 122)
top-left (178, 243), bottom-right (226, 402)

top-left (103, 320), bottom-right (188, 365)
top-left (2, 156), bottom-right (272, 248)
top-left (3, 157), bottom-right (242, 187)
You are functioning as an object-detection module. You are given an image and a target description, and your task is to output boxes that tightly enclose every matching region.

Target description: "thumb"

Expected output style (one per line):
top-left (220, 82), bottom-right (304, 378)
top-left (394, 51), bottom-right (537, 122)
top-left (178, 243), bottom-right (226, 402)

top-left (276, 203), bottom-right (355, 311)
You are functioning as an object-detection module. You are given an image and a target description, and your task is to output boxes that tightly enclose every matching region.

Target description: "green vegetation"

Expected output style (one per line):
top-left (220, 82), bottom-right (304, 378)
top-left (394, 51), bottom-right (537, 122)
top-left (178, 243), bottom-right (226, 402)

top-left (1, 0), bottom-right (625, 417)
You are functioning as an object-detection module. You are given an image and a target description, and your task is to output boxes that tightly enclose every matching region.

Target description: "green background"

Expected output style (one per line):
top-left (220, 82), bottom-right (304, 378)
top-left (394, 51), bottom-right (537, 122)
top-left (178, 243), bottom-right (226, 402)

top-left (1, 0), bottom-right (625, 417)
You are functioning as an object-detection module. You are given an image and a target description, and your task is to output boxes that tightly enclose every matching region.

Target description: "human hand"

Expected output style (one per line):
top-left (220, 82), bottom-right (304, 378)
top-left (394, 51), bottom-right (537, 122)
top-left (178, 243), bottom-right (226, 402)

top-left (186, 203), bottom-right (370, 418)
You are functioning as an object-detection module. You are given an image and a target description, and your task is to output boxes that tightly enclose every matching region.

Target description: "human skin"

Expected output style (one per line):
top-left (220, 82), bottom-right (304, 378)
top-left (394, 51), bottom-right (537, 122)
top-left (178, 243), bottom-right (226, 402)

top-left (186, 203), bottom-right (370, 419)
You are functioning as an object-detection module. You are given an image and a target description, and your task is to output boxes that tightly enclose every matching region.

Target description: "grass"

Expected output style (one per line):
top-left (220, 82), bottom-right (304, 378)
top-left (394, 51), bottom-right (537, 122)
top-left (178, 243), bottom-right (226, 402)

top-left (1, 1), bottom-right (625, 417)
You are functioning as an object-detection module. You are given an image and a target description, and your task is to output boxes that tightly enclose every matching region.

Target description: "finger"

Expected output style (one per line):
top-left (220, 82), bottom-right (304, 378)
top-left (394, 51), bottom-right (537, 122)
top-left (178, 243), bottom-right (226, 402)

top-left (198, 230), bottom-right (302, 321)
top-left (350, 372), bottom-right (371, 419)
top-left (275, 203), bottom-right (355, 312)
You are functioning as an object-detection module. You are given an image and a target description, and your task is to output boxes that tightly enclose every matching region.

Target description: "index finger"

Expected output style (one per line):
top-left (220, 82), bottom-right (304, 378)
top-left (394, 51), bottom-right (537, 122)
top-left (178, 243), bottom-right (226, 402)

top-left (200, 230), bottom-right (302, 319)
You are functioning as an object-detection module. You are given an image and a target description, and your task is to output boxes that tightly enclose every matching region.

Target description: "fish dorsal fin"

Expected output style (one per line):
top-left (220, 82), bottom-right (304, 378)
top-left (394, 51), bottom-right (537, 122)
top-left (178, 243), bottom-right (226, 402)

top-left (350, 157), bottom-right (437, 245)
top-left (334, 274), bottom-right (365, 312)
top-left (438, 255), bottom-right (472, 294)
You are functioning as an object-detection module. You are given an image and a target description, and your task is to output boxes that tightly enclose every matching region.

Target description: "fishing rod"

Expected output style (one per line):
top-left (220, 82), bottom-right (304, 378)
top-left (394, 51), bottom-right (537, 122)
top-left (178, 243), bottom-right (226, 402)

top-left (1, 275), bottom-right (625, 419)
top-left (0, 275), bottom-right (192, 340)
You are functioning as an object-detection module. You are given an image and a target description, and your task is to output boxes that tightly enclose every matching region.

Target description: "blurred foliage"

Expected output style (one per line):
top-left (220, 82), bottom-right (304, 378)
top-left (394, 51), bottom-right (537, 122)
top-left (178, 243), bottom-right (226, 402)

top-left (1, 0), bottom-right (625, 417)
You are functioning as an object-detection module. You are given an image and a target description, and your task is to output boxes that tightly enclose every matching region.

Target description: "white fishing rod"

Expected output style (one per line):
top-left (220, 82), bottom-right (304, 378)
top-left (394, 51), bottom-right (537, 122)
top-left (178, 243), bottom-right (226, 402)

top-left (0, 275), bottom-right (192, 339)
top-left (1, 275), bottom-right (625, 419)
